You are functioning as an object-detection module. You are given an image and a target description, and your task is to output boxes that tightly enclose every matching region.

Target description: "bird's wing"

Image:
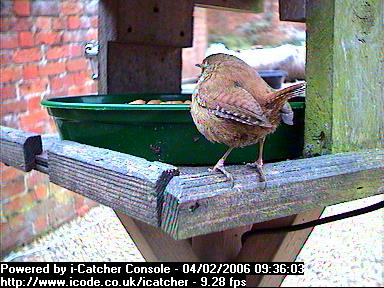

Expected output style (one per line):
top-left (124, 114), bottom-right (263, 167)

top-left (197, 84), bottom-right (272, 127)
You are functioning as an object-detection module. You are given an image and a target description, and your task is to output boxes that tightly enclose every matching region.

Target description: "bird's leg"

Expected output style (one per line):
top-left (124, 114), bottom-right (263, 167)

top-left (247, 136), bottom-right (266, 182)
top-left (209, 147), bottom-right (234, 183)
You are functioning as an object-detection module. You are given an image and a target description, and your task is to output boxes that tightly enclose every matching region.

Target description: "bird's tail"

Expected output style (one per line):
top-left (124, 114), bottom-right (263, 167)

top-left (265, 82), bottom-right (306, 110)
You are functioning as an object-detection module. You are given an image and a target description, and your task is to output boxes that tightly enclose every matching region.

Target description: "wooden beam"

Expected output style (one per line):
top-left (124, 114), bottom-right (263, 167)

top-left (0, 126), bottom-right (42, 172)
top-left (304, 0), bottom-right (384, 156)
top-left (279, 0), bottom-right (305, 22)
top-left (116, 212), bottom-right (199, 262)
top-left (195, 0), bottom-right (263, 13)
top-left (47, 140), bottom-right (179, 227)
top-left (161, 149), bottom-right (384, 239)
top-left (240, 209), bottom-right (323, 287)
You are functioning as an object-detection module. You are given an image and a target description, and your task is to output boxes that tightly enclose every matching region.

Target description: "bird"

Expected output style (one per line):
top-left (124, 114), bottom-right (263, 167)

top-left (191, 53), bottom-right (305, 184)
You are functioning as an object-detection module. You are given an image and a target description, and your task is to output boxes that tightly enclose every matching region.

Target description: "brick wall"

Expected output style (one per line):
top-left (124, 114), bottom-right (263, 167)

top-left (182, 7), bottom-right (207, 79)
top-left (1, 0), bottom-right (98, 256)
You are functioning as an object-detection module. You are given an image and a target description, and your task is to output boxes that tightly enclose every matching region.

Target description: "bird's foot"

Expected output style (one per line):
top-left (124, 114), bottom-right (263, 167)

top-left (209, 159), bottom-right (234, 186)
top-left (246, 160), bottom-right (266, 182)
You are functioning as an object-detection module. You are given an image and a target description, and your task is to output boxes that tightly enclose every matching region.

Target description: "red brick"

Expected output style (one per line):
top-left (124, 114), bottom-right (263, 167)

top-left (52, 17), bottom-right (67, 30)
top-left (0, 100), bottom-right (28, 116)
top-left (24, 124), bottom-right (47, 134)
top-left (0, 85), bottom-right (16, 100)
top-left (19, 110), bottom-right (49, 131)
top-left (23, 64), bottom-right (39, 80)
top-left (39, 62), bottom-right (66, 76)
top-left (0, 34), bottom-right (18, 49)
top-left (1, 165), bottom-right (24, 183)
top-left (50, 74), bottom-right (74, 90)
top-left (26, 170), bottom-right (48, 187)
top-left (19, 78), bottom-right (48, 96)
top-left (66, 58), bottom-right (88, 72)
top-left (76, 205), bottom-right (89, 217)
top-left (13, 48), bottom-right (41, 63)
top-left (35, 31), bottom-right (62, 45)
top-left (33, 215), bottom-right (48, 233)
top-left (61, 2), bottom-right (83, 15)
top-left (35, 17), bottom-right (52, 30)
top-left (27, 96), bottom-right (42, 111)
top-left (19, 31), bottom-right (34, 47)
top-left (3, 193), bottom-right (35, 217)
top-left (2, 179), bottom-right (25, 201)
top-left (46, 45), bottom-right (69, 60)
top-left (33, 185), bottom-right (48, 200)
top-left (0, 17), bottom-right (33, 32)
top-left (0, 66), bottom-right (22, 83)
top-left (67, 15), bottom-right (81, 30)
top-left (70, 44), bottom-right (83, 56)
top-left (72, 71), bottom-right (90, 86)
top-left (68, 84), bottom-right (94, 96)
top-left (14, 0), bottom-right (30, 16)
top-left (48, 88), bottom-right (68, 98)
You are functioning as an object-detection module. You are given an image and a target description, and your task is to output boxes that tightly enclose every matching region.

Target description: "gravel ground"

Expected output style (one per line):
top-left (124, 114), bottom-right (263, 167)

top-left (3, 195), bottom-right (383, 287)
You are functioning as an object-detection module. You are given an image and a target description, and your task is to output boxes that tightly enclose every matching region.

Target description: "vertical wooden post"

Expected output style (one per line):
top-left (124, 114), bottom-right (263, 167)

top-left (98, 0), bottom-right (194, 94)
top-left (304, 0), bottom-right (383, 156)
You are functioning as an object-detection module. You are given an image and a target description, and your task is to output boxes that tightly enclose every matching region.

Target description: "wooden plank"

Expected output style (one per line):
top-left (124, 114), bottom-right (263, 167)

top-left (240, 209), bottom-right (323, 287)
top-left (332, 0), bottom-right (384, 152)
top-left (0, 126), bottom-right (42, 172)
top-left (161, 149), bottom-right (384, 239)
top-left (195, 0), bottom-right (263, 13)
top-left (304, 0), bottom-right (384, 156)
top-left (192, 225), bottom-right (252, 261)
top-left (116, 212), bottom-right (199, 262)
top-left (105, 42), bottom-right (181, 94)
top-left (279, 0), bottom-right (305, 22)
top-left (47, 140), bottom-right (179, 227)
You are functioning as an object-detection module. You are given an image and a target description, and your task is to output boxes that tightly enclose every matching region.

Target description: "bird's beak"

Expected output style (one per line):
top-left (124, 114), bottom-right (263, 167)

top-left (195, 63), bottom-right (202, 68)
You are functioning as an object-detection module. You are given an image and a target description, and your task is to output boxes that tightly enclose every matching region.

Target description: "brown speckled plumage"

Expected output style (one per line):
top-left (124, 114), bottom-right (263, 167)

top-left (191, 53), bottom-right (305, 183)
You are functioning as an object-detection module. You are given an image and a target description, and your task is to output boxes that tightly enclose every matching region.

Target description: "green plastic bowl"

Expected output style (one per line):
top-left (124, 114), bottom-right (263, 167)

top-left (41, 94), bottom-right (304, 165)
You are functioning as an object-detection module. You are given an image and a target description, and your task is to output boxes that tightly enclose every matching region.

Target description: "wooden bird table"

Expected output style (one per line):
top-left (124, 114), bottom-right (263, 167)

top-left (1, 0), bottom-right (383, 287)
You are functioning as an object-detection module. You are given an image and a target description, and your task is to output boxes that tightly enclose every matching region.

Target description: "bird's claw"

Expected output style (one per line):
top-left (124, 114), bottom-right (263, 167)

top-left (246, 161), bottom-right (266, 182)
top-left (209, 159), bottom-right (234, 187)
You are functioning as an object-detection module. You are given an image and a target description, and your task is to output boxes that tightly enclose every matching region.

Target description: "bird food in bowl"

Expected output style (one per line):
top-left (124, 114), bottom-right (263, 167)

top-left (41, 93), bottom-right (304, 165)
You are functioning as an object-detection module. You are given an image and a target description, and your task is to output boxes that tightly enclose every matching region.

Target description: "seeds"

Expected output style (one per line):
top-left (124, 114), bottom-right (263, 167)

top-left (128, 99), bottom-right (191, 105)
top-left (128, 100), bottom-right (146, 104)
